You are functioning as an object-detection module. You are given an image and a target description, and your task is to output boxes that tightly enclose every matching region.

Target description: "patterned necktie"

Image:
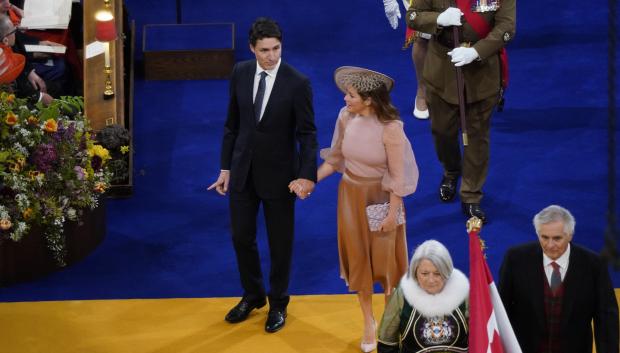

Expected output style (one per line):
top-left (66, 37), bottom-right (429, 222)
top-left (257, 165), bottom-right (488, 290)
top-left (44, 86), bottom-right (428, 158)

top-left (550, 261), bottom-right (561, 293)
top-left (254, 71), bottom-right (268, 123)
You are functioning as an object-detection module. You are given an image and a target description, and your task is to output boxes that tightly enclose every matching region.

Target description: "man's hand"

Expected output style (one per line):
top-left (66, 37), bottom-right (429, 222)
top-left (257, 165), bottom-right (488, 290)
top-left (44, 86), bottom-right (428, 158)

top-left (448, 47), bottom-right (479, 67)
top-left (437, 7), bottom-right (463, 27)
top-left (39, 40), bottom-right (62, 47)
top-left (207, 170), bottom-right (230, 196)
top-left (40, 92), bottom-right (53, 106)
top-left (288, 178), bottom-right (315, 200)
top-left (383, 0), bottom-right (401, 29)
top-left (27, 70), bottom-right (47, 93)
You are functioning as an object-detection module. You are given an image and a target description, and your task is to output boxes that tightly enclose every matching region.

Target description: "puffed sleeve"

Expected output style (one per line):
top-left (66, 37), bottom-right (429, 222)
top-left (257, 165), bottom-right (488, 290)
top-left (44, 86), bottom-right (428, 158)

top-left (381, 120), bottom-right (419, 197)
top-left (319, 107), bottom-right (351, 173)
top-left (377, 286), bottom-right (404, 353)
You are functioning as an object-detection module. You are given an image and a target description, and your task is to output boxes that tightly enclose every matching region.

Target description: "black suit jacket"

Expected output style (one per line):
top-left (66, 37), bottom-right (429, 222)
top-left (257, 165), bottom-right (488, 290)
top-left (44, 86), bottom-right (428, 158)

top-left (220, 60), bottom-right (317, 198)
top-left (498, 242), bottom-right (619, 353)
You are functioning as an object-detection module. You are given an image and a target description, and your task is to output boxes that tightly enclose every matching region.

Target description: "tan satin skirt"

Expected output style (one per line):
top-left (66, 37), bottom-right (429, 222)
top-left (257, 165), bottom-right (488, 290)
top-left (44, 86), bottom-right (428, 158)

top-left (337, 170), bottom-right (408, 294)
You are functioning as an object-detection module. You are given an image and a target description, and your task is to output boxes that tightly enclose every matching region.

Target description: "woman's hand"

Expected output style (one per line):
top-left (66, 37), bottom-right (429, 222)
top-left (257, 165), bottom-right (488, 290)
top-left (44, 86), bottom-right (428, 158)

top-left (379, 212), bottom-right (398, 232)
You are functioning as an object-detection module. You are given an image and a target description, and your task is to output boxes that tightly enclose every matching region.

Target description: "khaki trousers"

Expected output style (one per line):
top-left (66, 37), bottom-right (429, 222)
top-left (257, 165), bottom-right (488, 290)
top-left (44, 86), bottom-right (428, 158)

top-left (427, 90), bottom-right (498, 203)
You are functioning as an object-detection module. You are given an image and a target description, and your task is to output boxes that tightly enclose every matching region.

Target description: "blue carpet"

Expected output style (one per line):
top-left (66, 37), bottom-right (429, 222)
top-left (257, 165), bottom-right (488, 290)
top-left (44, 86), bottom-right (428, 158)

top-left (0, 0), bottom-right (618, 302)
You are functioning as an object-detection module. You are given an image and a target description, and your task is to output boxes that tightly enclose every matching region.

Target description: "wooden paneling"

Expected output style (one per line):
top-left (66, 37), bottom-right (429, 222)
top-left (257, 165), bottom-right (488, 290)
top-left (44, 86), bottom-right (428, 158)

top-left (83, 0), bottom-right (124, 131)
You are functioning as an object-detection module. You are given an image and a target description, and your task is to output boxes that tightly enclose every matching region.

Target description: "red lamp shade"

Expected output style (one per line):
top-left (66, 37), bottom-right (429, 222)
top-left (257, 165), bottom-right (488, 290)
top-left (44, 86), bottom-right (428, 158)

top-left (95, 11), bottom-right (117, 42)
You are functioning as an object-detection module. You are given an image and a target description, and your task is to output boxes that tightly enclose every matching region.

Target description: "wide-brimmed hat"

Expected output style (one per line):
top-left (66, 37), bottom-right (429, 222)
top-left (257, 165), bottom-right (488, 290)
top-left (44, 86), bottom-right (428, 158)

top-left (334, 66), bottom-right (394, 94)
top-left (0, 44), bottom-right (25, 84)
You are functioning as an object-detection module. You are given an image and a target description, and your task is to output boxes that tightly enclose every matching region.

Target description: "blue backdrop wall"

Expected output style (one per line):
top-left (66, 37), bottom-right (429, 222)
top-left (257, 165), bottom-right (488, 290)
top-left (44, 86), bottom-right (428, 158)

top-left (0, 0), bottom-right (618, 301)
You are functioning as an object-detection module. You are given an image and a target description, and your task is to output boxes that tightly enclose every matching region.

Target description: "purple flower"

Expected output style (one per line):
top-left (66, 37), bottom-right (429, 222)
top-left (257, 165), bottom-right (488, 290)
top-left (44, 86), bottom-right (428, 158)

top-left (32, 143), bottom-right (58, 172)
top-left (74, 166), bottom-right (85, 180)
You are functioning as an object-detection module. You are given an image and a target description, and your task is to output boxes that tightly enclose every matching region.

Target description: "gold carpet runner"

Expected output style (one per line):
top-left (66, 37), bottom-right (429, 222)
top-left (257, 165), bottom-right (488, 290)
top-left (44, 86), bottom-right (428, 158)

top-left (1, 290), bottom-right (618, 353)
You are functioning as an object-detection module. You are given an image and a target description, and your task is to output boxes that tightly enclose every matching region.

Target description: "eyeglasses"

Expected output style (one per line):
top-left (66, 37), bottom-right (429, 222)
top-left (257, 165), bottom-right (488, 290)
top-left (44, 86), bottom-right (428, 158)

top-left (2, 28), bottom-right (17, 39)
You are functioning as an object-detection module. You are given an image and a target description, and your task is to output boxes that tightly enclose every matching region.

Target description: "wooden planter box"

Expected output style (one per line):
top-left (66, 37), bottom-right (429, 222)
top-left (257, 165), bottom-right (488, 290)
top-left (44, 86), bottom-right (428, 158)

top-left (143, 23), bottom-right (235, 80)
top-left (0, 203), bottom-right (106, 286)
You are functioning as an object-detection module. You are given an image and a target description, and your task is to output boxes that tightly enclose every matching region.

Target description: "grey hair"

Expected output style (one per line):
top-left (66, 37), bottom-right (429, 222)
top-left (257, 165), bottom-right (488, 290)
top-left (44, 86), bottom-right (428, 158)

top-left (0, 14), bottom-right (11, 38)
top-left (533, 204), bottom-right (576, 236)
top-left (408, 239), bottom-right (453, 281)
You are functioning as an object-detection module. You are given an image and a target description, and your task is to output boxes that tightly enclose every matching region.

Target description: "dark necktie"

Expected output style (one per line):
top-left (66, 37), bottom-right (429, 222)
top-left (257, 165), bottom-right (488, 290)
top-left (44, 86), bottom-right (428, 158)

top-left (254, 71), bottom-right (268, 123)
top-left (550, 261), bottom-right (561, 293)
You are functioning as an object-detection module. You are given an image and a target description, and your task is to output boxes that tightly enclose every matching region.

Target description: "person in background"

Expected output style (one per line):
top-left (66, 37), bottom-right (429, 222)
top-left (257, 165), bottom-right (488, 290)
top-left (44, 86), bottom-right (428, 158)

top-left (382, 0), bottom-right (430, 120)
top-left (499, 205), bottom-right (619, 353)
top-left (378, 239), bottom-right (469, 353)
top-left (406, 0), bottom-right (516, 222)
top-left (0, 13), bottom-right (52, 104)
top-left (314, 66), bottom-right (418, 352)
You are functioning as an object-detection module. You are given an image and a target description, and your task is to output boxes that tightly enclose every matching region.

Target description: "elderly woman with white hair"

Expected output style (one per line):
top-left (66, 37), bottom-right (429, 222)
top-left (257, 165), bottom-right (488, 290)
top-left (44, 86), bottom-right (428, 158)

top-left (312, 66), bottom-right (418, 352)
top-left (377, 239), bottom-right (470, 353)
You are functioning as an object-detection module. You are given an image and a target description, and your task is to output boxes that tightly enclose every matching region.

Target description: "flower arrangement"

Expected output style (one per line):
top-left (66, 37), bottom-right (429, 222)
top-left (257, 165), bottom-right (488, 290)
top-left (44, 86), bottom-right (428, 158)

top-left (0, 92), bottom-right (111, 266)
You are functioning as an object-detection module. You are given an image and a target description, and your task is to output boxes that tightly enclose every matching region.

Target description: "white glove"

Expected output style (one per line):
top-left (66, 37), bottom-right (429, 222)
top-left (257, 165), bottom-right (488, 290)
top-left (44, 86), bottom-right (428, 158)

top-left (448, 47), bottom-right (480, 67)
top-left (383, 0), bottom-right (401, 29)
top-left (437, 7), bottom-right (463, 27)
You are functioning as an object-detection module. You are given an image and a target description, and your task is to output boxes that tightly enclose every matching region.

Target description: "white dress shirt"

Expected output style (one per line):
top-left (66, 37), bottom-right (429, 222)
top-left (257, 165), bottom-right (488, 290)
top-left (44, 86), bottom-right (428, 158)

top-left (543, 243), bottom-right (570, 284)
top-left (253, 59), bottom-right (281, 122)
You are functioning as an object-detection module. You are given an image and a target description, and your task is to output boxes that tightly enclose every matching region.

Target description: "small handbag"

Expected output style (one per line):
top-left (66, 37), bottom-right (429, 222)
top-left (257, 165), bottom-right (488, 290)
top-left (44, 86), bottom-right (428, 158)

top-left (365, 202), bottom-right (405, 232)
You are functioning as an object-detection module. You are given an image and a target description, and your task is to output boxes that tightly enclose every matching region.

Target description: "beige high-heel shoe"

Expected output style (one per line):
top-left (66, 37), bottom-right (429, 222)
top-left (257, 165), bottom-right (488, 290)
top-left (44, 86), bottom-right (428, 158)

top-left (360, 319), bottom-right (377, 352)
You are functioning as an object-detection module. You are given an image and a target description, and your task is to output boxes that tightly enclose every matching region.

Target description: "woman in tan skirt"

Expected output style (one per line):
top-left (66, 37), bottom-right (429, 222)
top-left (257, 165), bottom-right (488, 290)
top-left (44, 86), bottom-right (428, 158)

top-left (315, 66), bottom-right (419, 352)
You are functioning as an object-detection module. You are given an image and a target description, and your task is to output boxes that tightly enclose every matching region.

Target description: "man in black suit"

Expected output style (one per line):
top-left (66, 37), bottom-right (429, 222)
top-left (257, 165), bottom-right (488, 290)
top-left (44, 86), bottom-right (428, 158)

top-left (208, 17), bottom-right (317, 333)
top-left (498, 205), bottom-right (618, 353)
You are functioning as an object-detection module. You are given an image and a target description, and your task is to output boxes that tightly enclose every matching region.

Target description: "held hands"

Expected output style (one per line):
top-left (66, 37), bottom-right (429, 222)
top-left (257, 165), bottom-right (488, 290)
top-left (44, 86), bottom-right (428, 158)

top-left (288, 178), bottom-right (315, 200)
top-left (448, 47), bottom-right (479, 67)
top-left (437, 7), bottom-right (463, 27)
top-left (383, 0), bottom-right (401, 29)
top-left (207, 170), bottom-right (230, 196)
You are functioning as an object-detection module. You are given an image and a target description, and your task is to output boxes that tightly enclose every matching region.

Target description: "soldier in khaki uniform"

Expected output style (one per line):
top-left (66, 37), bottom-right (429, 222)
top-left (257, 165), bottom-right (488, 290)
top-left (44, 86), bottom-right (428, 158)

top-left (406, 0), bottom-right (515, 222)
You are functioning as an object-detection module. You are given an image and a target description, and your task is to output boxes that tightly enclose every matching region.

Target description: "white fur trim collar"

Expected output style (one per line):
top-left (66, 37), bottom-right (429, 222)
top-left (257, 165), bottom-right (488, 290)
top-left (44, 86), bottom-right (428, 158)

top-left (400, 269), bottom-right (469, 318)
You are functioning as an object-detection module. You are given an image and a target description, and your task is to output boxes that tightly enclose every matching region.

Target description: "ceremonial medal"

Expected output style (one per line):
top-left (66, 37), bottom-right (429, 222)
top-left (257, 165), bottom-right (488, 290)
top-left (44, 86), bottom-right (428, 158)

top-left (471, 0), bottom-right (500, 12)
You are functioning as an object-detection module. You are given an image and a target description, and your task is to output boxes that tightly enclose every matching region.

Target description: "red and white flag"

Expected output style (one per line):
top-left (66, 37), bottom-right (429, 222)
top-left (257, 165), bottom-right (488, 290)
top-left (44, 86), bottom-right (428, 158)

top-left (468, 227), bottom-right (522, 353)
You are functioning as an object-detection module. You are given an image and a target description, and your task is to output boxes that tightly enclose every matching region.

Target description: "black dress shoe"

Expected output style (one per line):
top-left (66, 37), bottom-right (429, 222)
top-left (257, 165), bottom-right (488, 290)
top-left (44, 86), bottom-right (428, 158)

top-left (265, 309), bottom-right (287, 333)
top-left (462, 203), bottom-right (487, 223)
top-left (224, 298), bottom-right (266, 323)
top-left (439, 176), bottom-right (458, 202)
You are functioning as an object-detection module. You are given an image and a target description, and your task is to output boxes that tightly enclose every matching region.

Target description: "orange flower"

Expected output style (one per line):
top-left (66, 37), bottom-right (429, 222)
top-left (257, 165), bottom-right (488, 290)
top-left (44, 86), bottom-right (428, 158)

top-left (43, 119), bottom-right (58, 133)
top-left (22, 208), bottom-right (33, 220)
top-left (0, 219), bottom-right (12, 230)
top-left (6, 94), bottom-right (15, 104)
top-left (5, 111), bottom-right (17, 126)
top-left (27, 115), bottom-right (38, 126)
top-left (94, 182), bottom-right (107, 193)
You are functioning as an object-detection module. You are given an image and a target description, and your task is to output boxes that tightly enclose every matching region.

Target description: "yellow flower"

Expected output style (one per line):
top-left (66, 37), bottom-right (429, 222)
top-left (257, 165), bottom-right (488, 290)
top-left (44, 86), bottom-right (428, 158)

top-left (8, 162), bottom-right (21, 173)
top-left (27, 115), bottom-right (38, 126)
top-left (28, 170), bottom-right (43, 181)
top-left (22, 208), bottom-right (33, 220)
top-left (16, 157), bottom-right (26, 168)
top-left (5, 111), bottom-right (17, 126)
top-left (120, 145), bottom-right (129, 154)
top-left (5, 94), bottom-right (15, 104)
top-left (0, 219), bottom-right (12, 230)
top-left (88, 145), bottom-right (111, 163)
top-left (94, 181), bottom-right (107, 193)
top-left (43, 119), bottom-right (58, 132)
